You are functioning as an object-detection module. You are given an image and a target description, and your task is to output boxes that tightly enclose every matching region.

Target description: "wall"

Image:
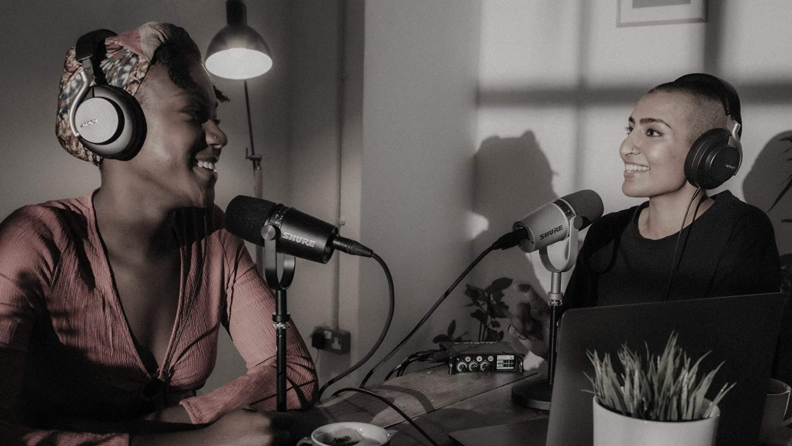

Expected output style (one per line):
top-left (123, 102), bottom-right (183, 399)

top-left (283, 0), bottom-right (351, 390)
top-left (272, 0), bottom-right (483, 395)
top-left (349, 0), bottom-right (482, 387)
top-left (473, 1), bottom-right (792, 339)
top-left (0, 0), bottom-right (294, 392)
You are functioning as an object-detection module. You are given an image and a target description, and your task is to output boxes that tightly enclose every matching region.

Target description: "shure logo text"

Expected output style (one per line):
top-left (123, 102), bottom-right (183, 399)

top-left (540, 225), bottom-right (563, 240)
top-left (283, 232), bottom-right (316, 247)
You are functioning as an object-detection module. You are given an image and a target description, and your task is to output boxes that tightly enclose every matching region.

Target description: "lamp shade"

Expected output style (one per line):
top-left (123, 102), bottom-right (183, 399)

top-left (205, 0), bottom-right (272, 80)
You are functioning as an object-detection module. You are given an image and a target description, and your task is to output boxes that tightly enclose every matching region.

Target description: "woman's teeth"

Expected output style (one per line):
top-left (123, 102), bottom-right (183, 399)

top-left (196, 160), bottom-right (217, 172)
top-left (625, 163), bottom-right (649, 172)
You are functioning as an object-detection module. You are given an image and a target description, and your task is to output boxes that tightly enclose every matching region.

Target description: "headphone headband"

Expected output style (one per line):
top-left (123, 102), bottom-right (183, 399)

top-left (673, 73), bottom-right (742, 132)
top-left (75, 30), bottom-right (117, 84)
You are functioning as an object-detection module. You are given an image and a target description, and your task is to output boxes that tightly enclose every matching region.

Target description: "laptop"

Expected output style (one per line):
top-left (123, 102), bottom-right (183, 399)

top-left (449, 292), bottom-right (787, 446)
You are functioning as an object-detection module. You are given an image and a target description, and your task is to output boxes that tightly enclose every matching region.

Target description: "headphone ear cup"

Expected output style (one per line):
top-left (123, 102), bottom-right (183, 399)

top-left (74, 84), bottom-right (146, 160)
top-left (685, 128), bottom-right (741, 189)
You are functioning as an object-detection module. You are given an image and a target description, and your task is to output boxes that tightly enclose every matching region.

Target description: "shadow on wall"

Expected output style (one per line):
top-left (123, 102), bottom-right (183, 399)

top-left (744, 131), bottom-right (792, 256)
top-left (466, 131), bottom-right (556, 344)
top-left (743, 131), bottom-right (792, 386)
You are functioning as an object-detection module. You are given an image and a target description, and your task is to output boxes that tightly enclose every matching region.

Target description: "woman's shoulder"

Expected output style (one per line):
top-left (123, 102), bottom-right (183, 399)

top-left (710, 190), bottom-right (773, 227)
top-left (0, 194), bottom-right (92, 240)
top-left (709, 190), bottom-right (775, 236)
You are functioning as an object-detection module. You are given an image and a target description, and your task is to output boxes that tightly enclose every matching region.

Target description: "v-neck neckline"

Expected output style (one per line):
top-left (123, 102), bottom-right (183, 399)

top-left (86, 190), bottom-right (188, 381)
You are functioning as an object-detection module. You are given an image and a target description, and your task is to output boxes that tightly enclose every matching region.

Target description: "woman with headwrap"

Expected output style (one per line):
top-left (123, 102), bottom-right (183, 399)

top-left (0, 22), bottom-right (317, 445)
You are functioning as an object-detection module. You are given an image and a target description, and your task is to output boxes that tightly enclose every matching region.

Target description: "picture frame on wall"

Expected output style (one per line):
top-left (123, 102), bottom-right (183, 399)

top-left (617, 0), bottom-right (708, 27)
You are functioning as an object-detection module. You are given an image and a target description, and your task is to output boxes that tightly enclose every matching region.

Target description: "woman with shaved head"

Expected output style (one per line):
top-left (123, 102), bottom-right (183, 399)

top-left (510, 74), bottom-right (780, 357)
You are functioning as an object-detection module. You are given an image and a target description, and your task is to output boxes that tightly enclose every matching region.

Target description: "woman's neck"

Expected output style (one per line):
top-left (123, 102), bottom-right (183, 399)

top-left (93, 185), bottom-right (178, 259)
top-left (638, 188), bottom-right (714, 240)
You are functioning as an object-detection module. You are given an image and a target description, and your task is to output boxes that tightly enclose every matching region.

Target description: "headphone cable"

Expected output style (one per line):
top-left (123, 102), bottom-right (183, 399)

top-left (663, 187), bottom-right (704, 302)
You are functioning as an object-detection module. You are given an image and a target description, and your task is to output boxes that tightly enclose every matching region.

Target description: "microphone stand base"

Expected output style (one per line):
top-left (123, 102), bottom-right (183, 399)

top-left (511, 378), bottom-right (552, 411)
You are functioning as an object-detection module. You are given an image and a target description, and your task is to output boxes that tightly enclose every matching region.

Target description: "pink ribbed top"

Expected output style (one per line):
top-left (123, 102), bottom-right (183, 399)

top-left (0, 192), bottom-right (317, 445)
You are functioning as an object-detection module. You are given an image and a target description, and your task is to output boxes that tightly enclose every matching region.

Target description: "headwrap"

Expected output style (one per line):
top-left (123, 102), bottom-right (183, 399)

top-left (56, 22), bottom-right (177, 165)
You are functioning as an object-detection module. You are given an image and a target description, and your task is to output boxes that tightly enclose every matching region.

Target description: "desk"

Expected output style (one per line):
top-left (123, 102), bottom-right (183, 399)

top-left (309, 366), bottom-right (547, 445)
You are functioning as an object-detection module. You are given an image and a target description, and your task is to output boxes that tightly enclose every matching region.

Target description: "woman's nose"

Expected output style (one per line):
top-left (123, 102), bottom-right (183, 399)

top-left (205, 121), bottom-right (228, 149)
top-left (620, 135), bottom-right (638, 157)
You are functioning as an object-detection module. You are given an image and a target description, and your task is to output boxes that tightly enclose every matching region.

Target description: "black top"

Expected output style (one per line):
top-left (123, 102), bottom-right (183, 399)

top-left (565, 190), bottom-right (781, 308)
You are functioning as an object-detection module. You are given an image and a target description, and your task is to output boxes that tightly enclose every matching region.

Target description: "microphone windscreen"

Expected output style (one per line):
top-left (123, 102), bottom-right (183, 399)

top-left (559, 189), bottom-right (604, 230)
top-left (224, 195), bottom-right (278, 245)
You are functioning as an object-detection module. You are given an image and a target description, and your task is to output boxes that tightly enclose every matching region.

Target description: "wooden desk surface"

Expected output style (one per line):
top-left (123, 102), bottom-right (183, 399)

top-left (310, 366), bottom-right (548, 445)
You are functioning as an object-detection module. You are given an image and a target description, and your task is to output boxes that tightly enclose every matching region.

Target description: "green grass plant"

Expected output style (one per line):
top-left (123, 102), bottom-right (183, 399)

top-left (586, 332), bottom-right (734, 421)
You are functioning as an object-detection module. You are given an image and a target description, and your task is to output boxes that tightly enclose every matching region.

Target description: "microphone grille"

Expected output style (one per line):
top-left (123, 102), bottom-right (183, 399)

top-left (224, 195), bottom-right (277, 244)
top-left (560, 189), bottom-right (604, 229)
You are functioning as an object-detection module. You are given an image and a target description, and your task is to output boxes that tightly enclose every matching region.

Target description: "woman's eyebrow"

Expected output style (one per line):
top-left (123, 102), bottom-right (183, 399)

top-left (638, 117), bottom-right (672, 128)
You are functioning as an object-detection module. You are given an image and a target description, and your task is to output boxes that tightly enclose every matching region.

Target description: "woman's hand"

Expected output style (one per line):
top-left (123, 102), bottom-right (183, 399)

top-left (507, 281), bottom-right (550, 359)
top-left (196, 407), bottom-right (293, 446)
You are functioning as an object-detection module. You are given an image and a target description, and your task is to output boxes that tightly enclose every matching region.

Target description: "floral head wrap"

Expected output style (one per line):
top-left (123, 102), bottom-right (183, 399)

top-left (56, 22), bottom-right (179, 165)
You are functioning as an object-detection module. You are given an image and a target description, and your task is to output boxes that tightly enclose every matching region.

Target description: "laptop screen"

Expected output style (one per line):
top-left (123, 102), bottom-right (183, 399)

top-left (546, 292), bottom-right (786, 446)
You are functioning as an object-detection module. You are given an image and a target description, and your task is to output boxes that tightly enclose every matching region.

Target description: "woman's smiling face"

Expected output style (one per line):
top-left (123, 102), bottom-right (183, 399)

top-left (125, 61), bottom-right (227, 209)
top-left (620, 91), bottom-right (698, 199)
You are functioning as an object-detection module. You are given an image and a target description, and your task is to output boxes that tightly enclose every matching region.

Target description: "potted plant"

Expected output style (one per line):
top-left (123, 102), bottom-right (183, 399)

top-left (433, 277), bottom-right (513, 344)
top-left (587, 333), bottom-right (734, 446)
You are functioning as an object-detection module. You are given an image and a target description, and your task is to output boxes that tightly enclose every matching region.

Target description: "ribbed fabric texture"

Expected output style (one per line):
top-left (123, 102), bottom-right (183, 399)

top-left (0, 192), bottom-right (317, 445)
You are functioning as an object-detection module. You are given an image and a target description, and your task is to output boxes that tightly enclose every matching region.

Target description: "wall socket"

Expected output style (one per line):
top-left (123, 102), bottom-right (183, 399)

top-left (311, 326), bottom-right (351, 354)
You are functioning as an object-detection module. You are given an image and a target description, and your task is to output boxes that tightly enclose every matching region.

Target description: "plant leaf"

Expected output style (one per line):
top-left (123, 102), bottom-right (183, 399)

top-left (486, 277), bottom-right (513, 293)
top-left (464, 285), bottom-right (485, 305)
top-left (447, 319), bottom-right (457, 337)
top-left (490, 302), bottom-right (511, 318)
top-left (433, 334), bottom-right (452, 343)
top-left (471, 309), bottom-right (487, 323)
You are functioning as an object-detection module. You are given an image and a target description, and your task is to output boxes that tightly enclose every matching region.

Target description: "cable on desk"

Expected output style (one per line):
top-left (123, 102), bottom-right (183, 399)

top-left (331, 387), bottom-right (440, 446)
top-left (358, 227), bottom-right (524, 388)
top-left (384, 349), bottom-right (447, 381)
top-left (317, 253), bottom-right (395, 402)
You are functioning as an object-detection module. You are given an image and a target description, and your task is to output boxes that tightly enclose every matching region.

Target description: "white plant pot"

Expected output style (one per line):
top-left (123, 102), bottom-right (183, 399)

top-left (592, 397), bottom-right (720, 446)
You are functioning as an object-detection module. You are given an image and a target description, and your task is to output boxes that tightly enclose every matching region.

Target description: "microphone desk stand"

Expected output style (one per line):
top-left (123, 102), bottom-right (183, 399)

top-left (511, 217), bottom-right (582, 410)
top-left (261, 224), bottom-right (296, 412)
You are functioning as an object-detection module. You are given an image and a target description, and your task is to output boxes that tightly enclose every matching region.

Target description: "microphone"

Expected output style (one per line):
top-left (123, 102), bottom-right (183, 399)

top-left (224, 195), bottom-right (373, 263)
top-left (513, 189), bottom-right (604, 253)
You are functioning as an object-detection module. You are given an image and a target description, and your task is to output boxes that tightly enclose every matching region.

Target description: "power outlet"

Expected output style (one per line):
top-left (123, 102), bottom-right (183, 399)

top-left (311, 326), bottom-right (351, 354)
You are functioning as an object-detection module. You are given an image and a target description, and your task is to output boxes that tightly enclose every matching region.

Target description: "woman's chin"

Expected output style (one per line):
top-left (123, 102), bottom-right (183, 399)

top-left (622, 184), bottom-right (643, 198)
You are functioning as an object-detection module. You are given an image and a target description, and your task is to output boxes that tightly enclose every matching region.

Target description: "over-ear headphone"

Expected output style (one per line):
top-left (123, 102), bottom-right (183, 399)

top-left (67, 29), bottom-right (146, 160)
top-left (675, 73), bottom-right (742, 190)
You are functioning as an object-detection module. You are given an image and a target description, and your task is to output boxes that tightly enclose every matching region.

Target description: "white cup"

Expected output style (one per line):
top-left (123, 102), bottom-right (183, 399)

top-left (297, 421), bottom-right (391, 446)
top-left (759, 378), bottom-right (792, 443)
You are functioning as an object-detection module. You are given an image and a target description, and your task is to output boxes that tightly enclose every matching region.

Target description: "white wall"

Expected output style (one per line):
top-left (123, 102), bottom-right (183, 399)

top-left (473, 0), bottom-right (792, 323)
top-left (348, 0), bottom-right (482, 387)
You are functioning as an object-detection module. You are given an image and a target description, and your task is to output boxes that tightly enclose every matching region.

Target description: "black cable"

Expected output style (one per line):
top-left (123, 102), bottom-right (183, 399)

top-left (358, 228), bottom-right (523, 388)
top-left (663, 187), bottom-right (703, 302)
top-left (316, 252), bottom-right (395, 402)
top-left (385, 354), bottom-right (418, 382)
top-left (331, 387), bottom-right (440, 446)
top-left (359, 246), bottom-right (492, 387)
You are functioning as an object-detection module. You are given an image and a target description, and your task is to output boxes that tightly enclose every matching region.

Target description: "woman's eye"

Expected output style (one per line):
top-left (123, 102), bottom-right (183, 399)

top-left (625, 126), bottom-right (633, 135)
top-left (184, 107), bottom-right (209, 124)
top-left (645, 129), bottom-right (662, 137)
